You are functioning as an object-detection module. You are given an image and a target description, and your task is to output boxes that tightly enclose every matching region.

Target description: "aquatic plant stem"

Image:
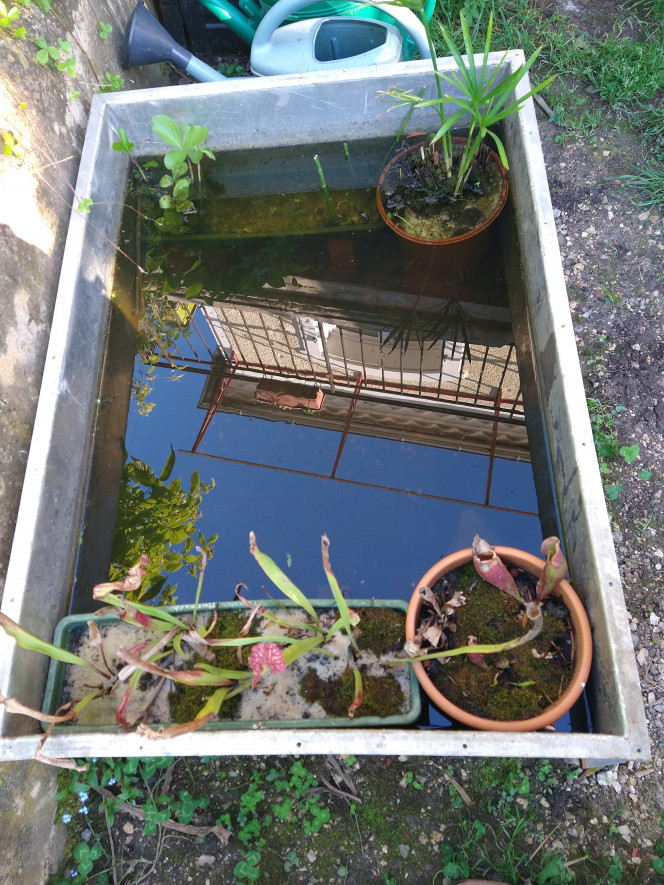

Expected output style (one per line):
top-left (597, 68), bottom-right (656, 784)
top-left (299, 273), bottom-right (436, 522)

top-left (314, 154), bottom-right (334, 220)
top-left (192, 547), bottom-right (207, 623)
top-left (419, 7), bottom-right (452, 174)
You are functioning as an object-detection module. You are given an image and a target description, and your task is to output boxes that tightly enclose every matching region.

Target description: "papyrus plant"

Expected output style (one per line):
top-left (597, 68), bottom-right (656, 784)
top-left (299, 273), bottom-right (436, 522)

top-left (383, 5), bottom-right (555, 196)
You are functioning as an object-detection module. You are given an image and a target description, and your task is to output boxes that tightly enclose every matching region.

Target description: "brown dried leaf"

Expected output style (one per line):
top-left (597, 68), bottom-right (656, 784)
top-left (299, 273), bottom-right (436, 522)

top-left (445, 591), bottom-right (466, 613)
top-left (418, 585), bottom-right (443, 618)
top-left (422, 624), bottom-right (443, 647)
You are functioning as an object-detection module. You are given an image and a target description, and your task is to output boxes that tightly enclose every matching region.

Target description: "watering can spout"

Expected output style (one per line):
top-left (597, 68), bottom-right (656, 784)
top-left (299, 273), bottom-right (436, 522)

top-left (126, 1), bottom-right (226, 81)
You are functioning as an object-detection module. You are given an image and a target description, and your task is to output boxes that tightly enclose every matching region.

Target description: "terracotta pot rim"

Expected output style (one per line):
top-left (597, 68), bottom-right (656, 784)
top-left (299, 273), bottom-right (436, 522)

top-left (405, 546), bottom-right (593, 732)
top-left (376, 136), bottom-right (509, 246)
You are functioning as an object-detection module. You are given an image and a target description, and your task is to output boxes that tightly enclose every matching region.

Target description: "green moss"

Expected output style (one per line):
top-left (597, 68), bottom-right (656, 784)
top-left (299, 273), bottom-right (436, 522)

top-left (355, 607), bottom-right (405, 655)
top-left (204, 186), bottom-right (380, 238)
top-left (299, 664), bottom-right (405, 719)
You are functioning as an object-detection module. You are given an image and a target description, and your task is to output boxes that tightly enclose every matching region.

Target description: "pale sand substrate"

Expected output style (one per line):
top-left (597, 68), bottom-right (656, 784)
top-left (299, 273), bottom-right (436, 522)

top-left (60, 608), bottom-right (412, 727)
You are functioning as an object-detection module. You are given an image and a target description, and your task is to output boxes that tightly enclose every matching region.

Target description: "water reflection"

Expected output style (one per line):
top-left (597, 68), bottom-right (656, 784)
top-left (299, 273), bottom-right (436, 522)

top-left (122, 293), bottom-right (542, 607)
top-left (118, 138), bottom-right (545, 607)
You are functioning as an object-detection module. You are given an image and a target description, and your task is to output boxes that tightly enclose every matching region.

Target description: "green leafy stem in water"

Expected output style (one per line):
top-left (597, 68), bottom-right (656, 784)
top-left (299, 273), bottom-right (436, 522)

top-left (152, 114), bottom-right (215, 224)
top-left (109, 446), bottom-right (217, 605)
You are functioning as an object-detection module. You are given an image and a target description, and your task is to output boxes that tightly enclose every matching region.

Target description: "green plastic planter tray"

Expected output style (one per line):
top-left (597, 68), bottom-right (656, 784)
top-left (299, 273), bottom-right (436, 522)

top-left (42, 599), bottom-right (421, 733)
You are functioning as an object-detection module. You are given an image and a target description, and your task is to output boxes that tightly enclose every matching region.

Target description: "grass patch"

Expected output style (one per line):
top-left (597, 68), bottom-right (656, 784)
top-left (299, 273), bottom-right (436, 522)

top-left (430, 0), bottom-right (664, 146)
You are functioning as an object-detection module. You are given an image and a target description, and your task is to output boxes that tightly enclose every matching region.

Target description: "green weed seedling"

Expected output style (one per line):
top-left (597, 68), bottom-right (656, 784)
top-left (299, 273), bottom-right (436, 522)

top-left (488, 760), bottom-right (530, 820)
top-left (54, 756), bottom-right (223, 882)
top-left (620, 444), bottom-right (640, 463)
top-left (221, 60), bottom-right (249, 77)
top-left (534, 855), bottom-right (575, 884)
top-left (112, 128), bottom-right (151, 184)
top-left (653, 812), bottom-right (664, 875)
top-left (97, 72), bottom-right (125, 93)
top-left (606, 853), bottom-right (624, 883)
top-left (588, 398), bottom-right (622, 461)
top-left (446, 764), bottom-right (464, 809)
top-left (535, 759), bottom-right (558, 793)
top-left (605, 482), bottom-right (623, 500)
top-left (0, 1), bottom-right (26, 38)
top-left (34, 37), bottom-right (76, 76)
top-left (71, 841), bottom-right (105, 879)
top-left (586, 399), bottom-right (643, 500)
top-left (403, 770), bottom-right (424, 790)
top-left (113, 128), bottom-right (134, 154)
top-left (283, 850), bottom-right (300, 873)
top-left (434, 820), bottom-right (486, 882)
top-left (98, 21), bottom-right (112, 39)
top-left (3, 130), bottom-right (22, 158)
top-left (237, 771), bottom-right (266, 848)
top-left (234, 850), bottom-right (261, 883)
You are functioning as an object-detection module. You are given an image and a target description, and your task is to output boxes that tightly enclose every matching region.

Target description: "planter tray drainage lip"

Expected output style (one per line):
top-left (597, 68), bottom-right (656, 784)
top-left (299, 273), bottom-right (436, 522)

top-left (42, 600), bottom-right (421, 732)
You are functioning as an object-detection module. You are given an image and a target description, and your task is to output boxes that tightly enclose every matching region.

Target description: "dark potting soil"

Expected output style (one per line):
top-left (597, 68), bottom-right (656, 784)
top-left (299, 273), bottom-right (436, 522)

top-left (379, 140), bottom-right (505, 240)
top-left (423, 563), bottom-right (576, 721)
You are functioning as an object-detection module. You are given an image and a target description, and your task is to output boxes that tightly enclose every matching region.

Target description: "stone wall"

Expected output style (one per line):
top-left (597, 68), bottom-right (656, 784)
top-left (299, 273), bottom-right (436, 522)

top-left (0, 3), bottom-right (168, 881)
top-left (0, 0), bottom-right (167, 601)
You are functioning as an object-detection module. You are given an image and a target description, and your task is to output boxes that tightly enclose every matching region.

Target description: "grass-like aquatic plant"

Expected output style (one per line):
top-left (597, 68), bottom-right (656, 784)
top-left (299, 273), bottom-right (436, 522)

top-left (383, 4), bottom-right (555, 197)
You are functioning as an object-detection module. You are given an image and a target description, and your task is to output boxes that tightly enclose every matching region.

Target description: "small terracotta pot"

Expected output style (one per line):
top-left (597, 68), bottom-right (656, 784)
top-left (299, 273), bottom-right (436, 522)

top-left (376, 136), bottom-right (509, 250)
top-left (457, 881), bottom-right (509, 884)
top-left (406, 546), bottom-right (593, 732)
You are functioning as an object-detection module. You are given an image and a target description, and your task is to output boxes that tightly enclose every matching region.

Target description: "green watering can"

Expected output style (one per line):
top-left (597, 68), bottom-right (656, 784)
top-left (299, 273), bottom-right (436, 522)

top-left (198, 0), bottom-right (436, 60)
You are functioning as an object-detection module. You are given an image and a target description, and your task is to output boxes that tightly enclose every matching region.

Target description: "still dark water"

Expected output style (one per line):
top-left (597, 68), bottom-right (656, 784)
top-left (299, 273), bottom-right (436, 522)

top-left (120, 135), bottom-right (543, 608)
top-left (102, 137), bottom-right (590, 731)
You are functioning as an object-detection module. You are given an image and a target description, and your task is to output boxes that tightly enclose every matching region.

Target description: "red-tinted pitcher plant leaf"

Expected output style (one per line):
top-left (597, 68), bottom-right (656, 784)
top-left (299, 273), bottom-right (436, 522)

top-left (472, 535), bottom-right (520, 599)
top-left (535, 536), bottom-right (568, 601)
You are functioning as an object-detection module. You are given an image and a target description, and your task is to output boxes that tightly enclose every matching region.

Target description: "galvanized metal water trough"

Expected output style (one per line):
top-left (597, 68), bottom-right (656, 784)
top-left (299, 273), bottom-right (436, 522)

top-left (0, 55), bottom-right (649, 763)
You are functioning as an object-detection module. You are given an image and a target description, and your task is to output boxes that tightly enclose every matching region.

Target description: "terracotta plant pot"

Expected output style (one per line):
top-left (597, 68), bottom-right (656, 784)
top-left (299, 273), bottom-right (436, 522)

top-left (376, 136), bottom-right (509, 252)
top-left (405, 546), bottom-right (593, 732)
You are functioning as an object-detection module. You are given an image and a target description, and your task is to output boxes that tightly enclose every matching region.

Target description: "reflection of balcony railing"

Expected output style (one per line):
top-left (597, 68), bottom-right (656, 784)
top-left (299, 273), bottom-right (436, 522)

top-left (297, 318), bottom-right (463, 385)
top-left (186, 302), bottom-right (524, 421)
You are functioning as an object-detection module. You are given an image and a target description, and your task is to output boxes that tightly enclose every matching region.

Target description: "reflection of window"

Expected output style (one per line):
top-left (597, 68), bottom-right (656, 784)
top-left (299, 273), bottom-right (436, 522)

top-left (297, 317), bottom-right (462, 383)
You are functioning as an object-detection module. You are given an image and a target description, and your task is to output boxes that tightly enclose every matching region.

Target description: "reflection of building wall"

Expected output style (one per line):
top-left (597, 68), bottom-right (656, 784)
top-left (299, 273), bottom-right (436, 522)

top-left (202, 300), bottom-right (522, 412)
